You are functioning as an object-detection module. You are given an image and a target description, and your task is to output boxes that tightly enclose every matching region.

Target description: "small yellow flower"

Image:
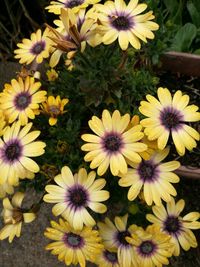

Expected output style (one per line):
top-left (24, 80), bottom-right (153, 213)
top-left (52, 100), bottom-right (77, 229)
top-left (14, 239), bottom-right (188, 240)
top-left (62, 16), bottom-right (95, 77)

top-left (0, 192), bottom-right (36, 243)
top-left (46, 69), bottom-right (59, 81)
top-left (81, 109), bottom-right (147, 176)
top-left (139, 88), bottom-right (200, 155)
top-left (14, 28), bottom-right (53, 65)
top-left (94, 0), bottom-right (159, 50)
top-left (118, 147), bottom-right (180, 206)
top-left (146, 198), bottom-right (200, 256)
top-left (126, 225), bottom-right (174, 267)
top-left (41, 95), bottom-right (69, 126)
top-left (0, 76), bottom-right (47, 125)
top-left (43, 166), bottom-right (109, 230)
top-left (44, 218), bottom-right (103, 267)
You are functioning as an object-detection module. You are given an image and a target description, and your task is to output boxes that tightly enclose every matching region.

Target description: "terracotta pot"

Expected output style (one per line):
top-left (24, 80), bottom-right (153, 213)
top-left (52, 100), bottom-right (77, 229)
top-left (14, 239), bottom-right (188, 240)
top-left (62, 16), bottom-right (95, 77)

top-left (161, 51), bottom-right (200, 77)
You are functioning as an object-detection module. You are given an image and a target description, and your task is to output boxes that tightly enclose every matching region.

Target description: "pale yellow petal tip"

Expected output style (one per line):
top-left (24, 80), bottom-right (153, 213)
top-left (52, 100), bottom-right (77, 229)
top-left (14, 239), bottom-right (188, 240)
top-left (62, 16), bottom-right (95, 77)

top-left (23, 212), bottom-right (36, 223)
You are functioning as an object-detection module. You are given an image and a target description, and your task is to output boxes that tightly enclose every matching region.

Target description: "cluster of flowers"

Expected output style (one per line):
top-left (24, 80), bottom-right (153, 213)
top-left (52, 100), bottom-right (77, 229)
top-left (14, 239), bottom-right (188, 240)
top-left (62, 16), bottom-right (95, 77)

top-left (0, 0), bottom-right (200, 267)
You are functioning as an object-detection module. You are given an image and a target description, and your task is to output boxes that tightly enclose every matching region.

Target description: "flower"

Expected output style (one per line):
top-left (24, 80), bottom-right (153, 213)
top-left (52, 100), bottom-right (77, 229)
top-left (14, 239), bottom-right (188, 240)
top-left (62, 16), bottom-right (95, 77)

top-left (46, 68), bottom-right (59, 81)
top-left (14, 28), bottom-right (52, 65)
top-left (41, 95), bottom-right (69, 126)
top-left (146, 198), bottom-right (200, 256)
top-left (0, 121), bottom-right (46, 185)
top-left (0, 76), bottom-right (47, 125)
top-left (0, 182), bottom-right (14, 198)
top-left (95, 249), bottom-right (120, 267)
top-left (43, 166), bottom-right (110, 230)
top-left (0, 110), bottom-right (6, 136)
top-left (44, 218), bottom-right (103, 266)
top-left (45, 0), bottom-right (100, 14)
top-left (118, 147), bottom-right (180, 206)
top-left (128, 115), bottom-right (158, 160)
top-left (139, 88), bottom-right (200, 156)
top-left (98, 214), bottom-right (139, 267)
top-left (0, 192), bottom-right (36, 243)
top-left (81, 109), bottom-right (147, 176)
top-left (94, 0), bottom-right (159, 50)
top-left (49, 8), bottom-right (101, 67)
top-left (126, 225), bottom-right (174, 267)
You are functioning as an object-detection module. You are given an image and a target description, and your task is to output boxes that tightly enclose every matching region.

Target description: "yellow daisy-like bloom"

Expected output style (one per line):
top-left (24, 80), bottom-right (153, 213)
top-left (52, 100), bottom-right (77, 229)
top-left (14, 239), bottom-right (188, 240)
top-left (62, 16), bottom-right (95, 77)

top-left (44, 218), bottom-right (103, 266)
top-left (94, 0), bottom-right (159, 50)
top-left (98, 214), bottom-right (139, 267)
top-left (95, 249), bottom-right (120, 267)
top-left (46, 68), bottom-right (59, 81)
top-left (126, 225), bottom-right (174, 267)
top-left (0, 192), bottom-right (36, 243)
top-left (43, 166), bottom-right (110, 230)
top-left (45, 0), bottom-right (100, 14)
top-left (0, 121), bottom-right (46, 186)
top-left (146, 198), bottom-right (200, 256)
top-left (41, 95), bottom-right (69, 126)
top-left (139, 87), bottom-right (200, 156)
top-left (0, 110), bottom-right (7, 136)
top-left (81, 109), bottom-right (147, 176)
top-left (49, 8), bottom-right (101, 67)
top-left (118, 147), bottom-right (180, 206)
top-left (128, 115), bottom-right (158, 160)
top-left (14, 28), bottom-right (52, 65)
top-left (0, 182), bottom-right (14, 198)
top-left (0, 76), bottom-right (47, 125)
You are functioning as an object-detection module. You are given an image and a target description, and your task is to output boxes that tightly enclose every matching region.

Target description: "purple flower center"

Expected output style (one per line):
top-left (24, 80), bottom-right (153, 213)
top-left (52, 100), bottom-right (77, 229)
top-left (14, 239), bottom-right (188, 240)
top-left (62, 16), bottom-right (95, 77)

top-left (64, 232), bottom-right (84, 248)
top-left (65, 0), bottom-right (84, 8)
top-left (116, 230), bottom-right (131, 247)
top-left (48, 105), bottom-right (60, 116)
top-left (164, 216), bottom-right (181, 234)
top-left (68, 185), bottom-right (88, 209)
top-left (111, 15), bottom-right (132, 31)
top-left (139, 240), bottom-right (156, 256)
top-left (160, 107), bottom-right (183, 130)
top-left (4, 140), bottom-right (22, 162)
top-left (31, 41), bottom-right (45, 55)
top-left (138, 160), bottom-right (158, 182)
top-left (104, 250), bottom-right (118, 263)
top-left (14, 92), bottom-right (31, 110)
top-left (103, 133), bottom-right (122, 152)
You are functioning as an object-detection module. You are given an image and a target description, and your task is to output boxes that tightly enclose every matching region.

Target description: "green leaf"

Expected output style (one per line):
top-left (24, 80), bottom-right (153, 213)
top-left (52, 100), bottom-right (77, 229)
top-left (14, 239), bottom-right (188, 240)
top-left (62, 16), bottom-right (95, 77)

top-left (192, 0), bottom-right (200, 11)
top-left (163, 0), bottom-right (183, 25)
top-left (170, 23), bottom-right (197, 52)
top-left (187, 1), bottom-right (200, 27)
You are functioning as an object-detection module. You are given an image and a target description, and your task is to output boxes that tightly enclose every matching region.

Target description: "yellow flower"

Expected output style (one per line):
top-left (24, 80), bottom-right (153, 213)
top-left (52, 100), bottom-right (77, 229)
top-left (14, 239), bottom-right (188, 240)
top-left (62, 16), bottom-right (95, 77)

top-left (95, 249), bottom-right (120, 267)
top-left (139, 87), bottom-right (200, 156)
top-left (146, 198), bottom-right (200, 256)
top-left (0, 192), bottom-right (36, 243)
top-left (44, 218), bottom-right (103, 266)
top-left (0, 182), bottom-right (14, 199)
top-left (41, 95), bottom-right (69, 126)
top-left (46, 68), bottom-right (59, 81)
top-left (49, 8), bottom-right (101, 67)
top-left (81, 109), bottom-right (147, 176)
top-left (43, 166), bottom-right (109, 230)
top-left (14, 28), bottom-right (53, 65)
top-left (118, 147), bottom-right (180, 206)
top-left (98, 214), bottom-right (140, 267)
top-left (45, 0), bottom-right (100, 15)
top-left (0, 76), bottom-right (47, 125)
top-left (0, 121), bottom-right (46, 185)
top-left (94, 0), bottom-right (159, 50)
top-left (126, 225), bottom-right (174, 267)
top-left (128, 115), bottom-right (158, 161)
top-left (0, 110), bottom-right (6, 136)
